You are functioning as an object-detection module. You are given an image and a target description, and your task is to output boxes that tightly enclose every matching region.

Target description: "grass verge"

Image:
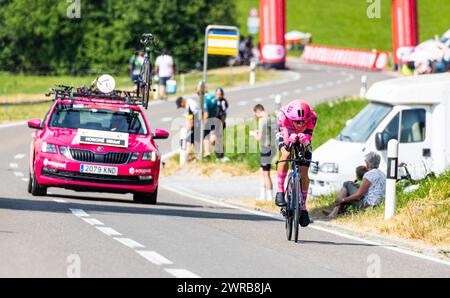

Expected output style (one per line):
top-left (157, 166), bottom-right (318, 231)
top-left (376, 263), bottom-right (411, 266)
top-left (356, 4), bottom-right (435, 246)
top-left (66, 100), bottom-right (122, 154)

top-left (309, 172), bottom-right (450, 249)
top-left (0, 102), bottom-right (52, 124)
top-left (0, 66), bottom-right (281, 122)
top-left (0, 66), bottom-right (280, 103)
top-left (236, 0), bottom-right (450, 52)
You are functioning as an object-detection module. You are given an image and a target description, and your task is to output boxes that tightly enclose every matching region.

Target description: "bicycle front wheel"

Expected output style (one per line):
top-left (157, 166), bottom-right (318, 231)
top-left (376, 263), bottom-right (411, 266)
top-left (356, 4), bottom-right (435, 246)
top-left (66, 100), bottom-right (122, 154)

top-left (294, 175), bottom-right (302, 243)
top-left (285, 175), bottom-right (294, 241)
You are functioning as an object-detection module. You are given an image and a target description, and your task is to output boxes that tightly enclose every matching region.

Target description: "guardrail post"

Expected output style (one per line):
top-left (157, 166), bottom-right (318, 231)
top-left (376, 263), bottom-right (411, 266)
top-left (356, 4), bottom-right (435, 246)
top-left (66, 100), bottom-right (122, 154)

top-left (385, 139), bottom-right (399, 220)
top-left (274, 95), bottom-right (282, 111)
top-left (360, 75), bottom-right (368, 98)
top-left (250, 60), bottom-right (256, 85)
top-left (179, 127), bottom-right (188, 166)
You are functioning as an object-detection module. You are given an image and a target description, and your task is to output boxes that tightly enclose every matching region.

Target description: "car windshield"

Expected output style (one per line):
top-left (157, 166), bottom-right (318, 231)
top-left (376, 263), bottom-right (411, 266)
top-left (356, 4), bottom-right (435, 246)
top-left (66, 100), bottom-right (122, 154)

top-left (49, 105), bottom-right (148, 135)
top-left (337, 103), bottom-right (392, 143)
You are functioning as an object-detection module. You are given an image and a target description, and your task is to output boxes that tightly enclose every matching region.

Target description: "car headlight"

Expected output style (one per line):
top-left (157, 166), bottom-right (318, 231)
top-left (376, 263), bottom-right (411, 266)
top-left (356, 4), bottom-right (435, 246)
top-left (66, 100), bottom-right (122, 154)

top-left (142, 152), bottom-right (157, 161)
top-left (42, 142), bottom-right (57, 154)
top-left (59, 146), bottom-right (72, 159)
top-left (129, 152), bottom-right (140, 162)
top-left (320, 163), bottom-right (339, 174)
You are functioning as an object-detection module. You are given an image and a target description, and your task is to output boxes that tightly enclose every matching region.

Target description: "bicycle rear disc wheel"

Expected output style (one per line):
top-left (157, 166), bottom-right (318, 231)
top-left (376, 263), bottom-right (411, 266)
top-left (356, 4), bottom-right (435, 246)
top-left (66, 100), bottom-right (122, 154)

top-left (294, 176), bottom-right (302, 243)
top-left (141, 60), bottom-right (151, 109)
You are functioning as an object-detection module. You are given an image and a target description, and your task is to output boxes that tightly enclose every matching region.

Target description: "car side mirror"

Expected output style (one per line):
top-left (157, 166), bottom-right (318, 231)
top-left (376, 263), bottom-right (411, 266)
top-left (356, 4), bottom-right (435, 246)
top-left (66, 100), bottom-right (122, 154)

top-left (375, 132), bottom-right (386, 151)
top-left (153, 128), bottom-right (169, 140)
top-left (28, 119), bottom-right (42, 130)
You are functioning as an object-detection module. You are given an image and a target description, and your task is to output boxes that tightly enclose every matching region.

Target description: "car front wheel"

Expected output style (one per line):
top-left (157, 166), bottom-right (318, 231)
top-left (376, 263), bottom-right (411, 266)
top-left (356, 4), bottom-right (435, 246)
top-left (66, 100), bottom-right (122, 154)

top-left (31, 171), bottom-right (47, 197)
top-left (133, 188), bottom-right (158, 205)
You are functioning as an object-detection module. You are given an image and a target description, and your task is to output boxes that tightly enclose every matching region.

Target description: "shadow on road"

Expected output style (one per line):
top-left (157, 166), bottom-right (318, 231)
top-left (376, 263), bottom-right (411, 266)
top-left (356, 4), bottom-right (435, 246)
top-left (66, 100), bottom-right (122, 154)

top-left (297, 239), bottom-right (389, 248)
top-left (47, 193), bottom-right (203, 209)
top-left (0, 196), bottom-right (277, 222)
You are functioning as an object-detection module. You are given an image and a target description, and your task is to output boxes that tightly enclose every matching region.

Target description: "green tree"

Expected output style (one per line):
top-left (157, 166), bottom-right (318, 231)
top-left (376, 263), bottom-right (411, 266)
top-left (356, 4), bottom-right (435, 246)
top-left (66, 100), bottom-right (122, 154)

top-left (0, 0), bottom-right (237, 75)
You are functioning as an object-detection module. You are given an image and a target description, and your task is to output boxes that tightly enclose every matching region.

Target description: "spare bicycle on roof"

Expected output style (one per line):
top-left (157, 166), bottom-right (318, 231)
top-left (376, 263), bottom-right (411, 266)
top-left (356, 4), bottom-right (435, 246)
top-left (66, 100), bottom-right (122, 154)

top-left (46, 33), bottom-right (159, 110)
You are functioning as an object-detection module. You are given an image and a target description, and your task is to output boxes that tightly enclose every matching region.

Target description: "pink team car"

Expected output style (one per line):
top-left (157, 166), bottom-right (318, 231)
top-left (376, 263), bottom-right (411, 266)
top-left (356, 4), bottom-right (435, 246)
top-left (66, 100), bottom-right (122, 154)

top-left (27, 84), bottom-right (169, 205)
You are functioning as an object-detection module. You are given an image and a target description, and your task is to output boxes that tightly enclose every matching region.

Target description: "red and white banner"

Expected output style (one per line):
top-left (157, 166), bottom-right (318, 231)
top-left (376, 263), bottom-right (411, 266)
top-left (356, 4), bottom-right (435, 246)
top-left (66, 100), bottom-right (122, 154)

top-left (302, 45), bottom-right (390, 71)
top-left (259, 0), bottom-right (286, 68)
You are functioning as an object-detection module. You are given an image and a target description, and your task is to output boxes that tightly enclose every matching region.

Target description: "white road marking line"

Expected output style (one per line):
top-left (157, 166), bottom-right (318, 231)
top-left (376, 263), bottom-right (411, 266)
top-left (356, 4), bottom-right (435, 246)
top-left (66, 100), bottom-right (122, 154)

top-left (317, 84), bottom-right (324, 89)
top-left (114, 238), bottom-right (145, 249)
top-left (165, 269), bottom-right (200, 278)
top-left (161, 184), bottom-right (450, 268)
top-left (253, 98), bottom-right (263, 102)
top-left (281, 91), bottom-right (289, 96)
top-left (21, 178), bottom-right (29, 183)
top-left (161, 117), bottom-right (173, 123)
top-left (295, 89), bottom-right (302, 94)
top-left (14, 154), bottom-right (25, 160)
top-left (136, 251), bottom-right (173, 266)
top-left (336, 80), bottom-right (343, 84)
top-left (82, 218), bottom-right (104, 226)
top-left (238, 101), bottom-right (248, 106)
top-left (306, 86), bottom-right (313, 91)
top-left (14, 172), bottom-right (24, 177)
top-left (96, 227), bottom-right (122, 237)
top-left (53, 199), bottom-right (67, 204)
top-left (326, 82), bottom-right (334, 87)
top-left (9, 163), bottom-right (18, 169)
top-left (269, 94), bottom-right (277, 99)
top-left (69, 209), bottom-right (89, 218)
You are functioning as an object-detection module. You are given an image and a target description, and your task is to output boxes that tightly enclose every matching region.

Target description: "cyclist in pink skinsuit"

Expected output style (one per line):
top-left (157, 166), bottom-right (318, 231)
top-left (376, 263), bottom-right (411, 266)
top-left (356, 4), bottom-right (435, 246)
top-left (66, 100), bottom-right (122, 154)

top-left (275, 99), bottom-right (317, 227)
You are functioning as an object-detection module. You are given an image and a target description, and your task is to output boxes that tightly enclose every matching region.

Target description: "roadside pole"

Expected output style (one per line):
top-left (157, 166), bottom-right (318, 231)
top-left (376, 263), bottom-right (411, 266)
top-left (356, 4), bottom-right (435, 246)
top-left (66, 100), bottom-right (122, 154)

top-left (179, 127), bottom-right (188, 166)
top-left (360, 75), bottom-right (368, 98)
top-left (385, 139), bottom-right (399, 220)
top-left (250, 60), bottom-right (257, 85)
top-left (201, 25), bottom-right (240, 161)
top-left (275, 95), bottom-right (282, 111)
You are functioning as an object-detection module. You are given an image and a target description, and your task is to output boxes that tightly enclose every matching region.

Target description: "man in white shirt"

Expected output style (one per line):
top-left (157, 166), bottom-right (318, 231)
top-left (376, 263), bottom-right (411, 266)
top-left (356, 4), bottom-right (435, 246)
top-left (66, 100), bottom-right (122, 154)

top-left (155, 50), bottom-right (174, 100)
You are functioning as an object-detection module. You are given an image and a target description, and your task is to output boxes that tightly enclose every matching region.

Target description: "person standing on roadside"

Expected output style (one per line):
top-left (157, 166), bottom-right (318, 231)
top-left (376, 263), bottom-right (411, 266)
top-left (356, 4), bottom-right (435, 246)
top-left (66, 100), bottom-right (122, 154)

top-left (176, 96), bottom-right (201, 161)
top-left (129, 51), bottom-right (144, 85)
top-left (203, 93), bottom-right (220, 160)
top-left (155, 49), bottom-right (174, 100)
top-left (215, 88), bottom-right (229, 160)
top-left (215, 87), bottom-right (229, 129)
top-left (251, 104), bottom-right (278, 202)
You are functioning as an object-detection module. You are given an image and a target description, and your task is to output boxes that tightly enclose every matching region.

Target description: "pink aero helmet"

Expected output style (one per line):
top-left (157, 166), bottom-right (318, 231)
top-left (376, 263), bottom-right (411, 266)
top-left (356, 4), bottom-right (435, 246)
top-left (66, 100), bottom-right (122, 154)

top-left (284, 100), bottom-right (311, 122)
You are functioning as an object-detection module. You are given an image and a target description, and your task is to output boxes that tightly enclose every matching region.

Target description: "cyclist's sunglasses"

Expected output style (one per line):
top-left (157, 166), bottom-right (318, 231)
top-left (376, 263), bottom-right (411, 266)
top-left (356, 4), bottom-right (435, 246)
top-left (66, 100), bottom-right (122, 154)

top-left (293, 120), bottom-right (308, 125)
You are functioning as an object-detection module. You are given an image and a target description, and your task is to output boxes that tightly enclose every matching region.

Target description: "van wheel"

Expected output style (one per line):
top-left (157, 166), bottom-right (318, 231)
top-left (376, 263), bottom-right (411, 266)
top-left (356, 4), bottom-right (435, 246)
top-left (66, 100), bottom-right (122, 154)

top-left (133, 188), bottom-right (158, 205)
top-left (31, 172), bottom-right (47, 197)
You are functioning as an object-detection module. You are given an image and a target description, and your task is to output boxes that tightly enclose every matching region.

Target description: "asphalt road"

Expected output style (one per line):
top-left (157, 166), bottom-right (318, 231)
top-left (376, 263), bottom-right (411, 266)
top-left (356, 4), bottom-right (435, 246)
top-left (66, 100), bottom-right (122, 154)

top-left (1, 60), bottom-right (449, 278)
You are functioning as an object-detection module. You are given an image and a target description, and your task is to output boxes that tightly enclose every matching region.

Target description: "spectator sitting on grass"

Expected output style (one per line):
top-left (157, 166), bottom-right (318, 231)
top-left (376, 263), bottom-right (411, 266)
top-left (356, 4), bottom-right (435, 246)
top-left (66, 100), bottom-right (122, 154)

top-left (323, 166), bottom-right (368, 218)
top-left (324, 152), bottom-right (386, 218)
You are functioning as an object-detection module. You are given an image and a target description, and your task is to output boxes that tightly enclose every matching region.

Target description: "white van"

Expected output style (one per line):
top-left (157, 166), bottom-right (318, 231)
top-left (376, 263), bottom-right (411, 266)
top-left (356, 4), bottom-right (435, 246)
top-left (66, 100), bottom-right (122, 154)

top-left (309, 73), bottom-right (450, 196)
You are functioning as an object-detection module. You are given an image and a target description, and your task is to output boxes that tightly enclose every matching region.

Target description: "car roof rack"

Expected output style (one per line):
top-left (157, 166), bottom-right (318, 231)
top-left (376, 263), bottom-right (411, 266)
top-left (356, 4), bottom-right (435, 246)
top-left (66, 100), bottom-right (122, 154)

top-left (45, 85), bottom-right (144, 106)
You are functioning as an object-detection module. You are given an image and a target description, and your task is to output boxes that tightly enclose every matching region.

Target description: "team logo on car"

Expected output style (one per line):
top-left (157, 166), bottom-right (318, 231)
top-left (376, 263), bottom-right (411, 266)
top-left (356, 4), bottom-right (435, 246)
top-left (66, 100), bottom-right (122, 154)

top-left (97, 147), bottom-right (104, 152)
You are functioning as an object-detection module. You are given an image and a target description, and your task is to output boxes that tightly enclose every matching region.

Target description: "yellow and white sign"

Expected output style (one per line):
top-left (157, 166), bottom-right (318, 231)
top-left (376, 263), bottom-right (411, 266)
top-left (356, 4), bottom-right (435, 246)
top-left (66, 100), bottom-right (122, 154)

top-left (207, 30), bottom-right (239, 56)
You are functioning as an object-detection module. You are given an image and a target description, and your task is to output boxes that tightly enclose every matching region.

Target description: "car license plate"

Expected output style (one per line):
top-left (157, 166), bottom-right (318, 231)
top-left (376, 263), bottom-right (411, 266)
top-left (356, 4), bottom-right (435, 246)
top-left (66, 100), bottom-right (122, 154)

top-left (80, 165), bottom-right (118, 176)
